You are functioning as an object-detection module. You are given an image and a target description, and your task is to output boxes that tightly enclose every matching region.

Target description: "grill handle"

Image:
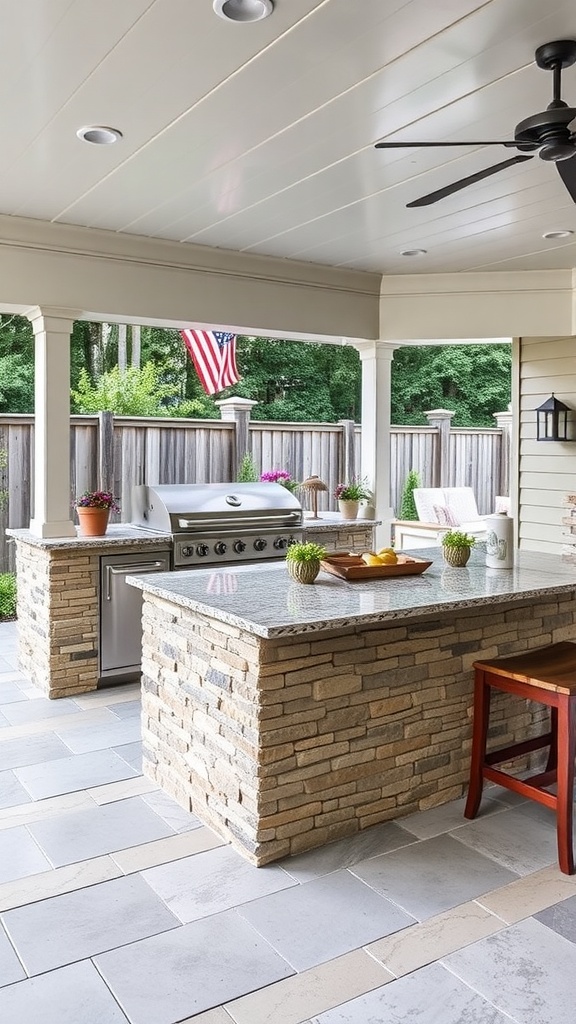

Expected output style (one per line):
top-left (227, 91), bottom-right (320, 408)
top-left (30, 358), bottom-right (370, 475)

top-left (176, 511), bottom-right (301, 529)
top-left (104, 560), bottom-right (167, 601)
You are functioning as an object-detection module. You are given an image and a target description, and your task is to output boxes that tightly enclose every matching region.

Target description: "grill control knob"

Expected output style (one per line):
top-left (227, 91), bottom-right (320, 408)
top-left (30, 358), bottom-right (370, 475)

top-left (254, 538), bottom-right (267, 552)
top-left (286, 536), bottom-right (298, 547)
top-left (196, 544), bottom-right (210, 557)
top-left (214, 541), bottom-right (227, 556)
top-left (233, 540), bottom-right (246, 553)
top-left (181, 546), bottom-right (195, 558)
top-left (273, 537), bottom-right (287, 550)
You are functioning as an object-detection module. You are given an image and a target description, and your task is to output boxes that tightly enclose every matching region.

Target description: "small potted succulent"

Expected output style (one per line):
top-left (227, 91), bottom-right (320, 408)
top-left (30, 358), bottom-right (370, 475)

top-left (75, 490), bottom-right (120, 537)
top-left (285, 541), bottom-right (327, 584)
top-left (441, 529), bottom-right (476, 567)
top-left (334, 478), bottom-right (372, 520)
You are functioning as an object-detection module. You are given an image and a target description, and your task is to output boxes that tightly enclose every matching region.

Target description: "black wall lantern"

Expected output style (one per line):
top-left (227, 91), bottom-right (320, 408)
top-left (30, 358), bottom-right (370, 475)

top-left (536, 394), bottom-right (572, 441)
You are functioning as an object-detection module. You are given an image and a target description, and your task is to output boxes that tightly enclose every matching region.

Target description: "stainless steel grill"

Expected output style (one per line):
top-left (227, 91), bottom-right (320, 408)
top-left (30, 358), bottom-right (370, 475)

top-left (131, 482), bottom-right (303, 569)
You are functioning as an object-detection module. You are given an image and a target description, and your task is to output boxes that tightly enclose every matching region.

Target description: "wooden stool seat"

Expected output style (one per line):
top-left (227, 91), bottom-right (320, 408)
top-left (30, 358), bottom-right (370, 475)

top-left (465, 641), bottom-right (576, 875)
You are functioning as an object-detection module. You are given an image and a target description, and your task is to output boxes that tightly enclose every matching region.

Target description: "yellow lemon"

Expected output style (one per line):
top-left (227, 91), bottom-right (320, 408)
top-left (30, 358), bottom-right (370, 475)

top-left (379, 551), bottom-right (398, 565)
top-left (377, 547), bottom-right (396, 558)
top-left (361, 552), bottom-right (383, 566)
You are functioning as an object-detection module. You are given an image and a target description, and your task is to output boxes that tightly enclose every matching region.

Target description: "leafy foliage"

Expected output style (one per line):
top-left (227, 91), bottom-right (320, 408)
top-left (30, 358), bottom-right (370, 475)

top-left (391, 344), bottom-right (511, 427)
top-left (71, 363), bottom-right (179, 416)
top-left (441, 529), bottom-right (477, 548)
top-left (0, 312), bottom-right (511, 428)
top-left (399, 470), bottom-right (421, 520)
top-left (0, 572), bottom-right (16, 619)
top-left (286, 541), bottom-right (327, 562)
top-left (234, 337), bottom-right (361, 421)
top-left (237, 453), bottom-right (258, 482)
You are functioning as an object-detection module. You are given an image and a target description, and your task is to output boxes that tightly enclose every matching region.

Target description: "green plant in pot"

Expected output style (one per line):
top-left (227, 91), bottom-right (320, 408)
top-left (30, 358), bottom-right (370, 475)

top-left (441, 529), bottom-right (476, 568)
top-left (285, 541), bottom-right (327, 584)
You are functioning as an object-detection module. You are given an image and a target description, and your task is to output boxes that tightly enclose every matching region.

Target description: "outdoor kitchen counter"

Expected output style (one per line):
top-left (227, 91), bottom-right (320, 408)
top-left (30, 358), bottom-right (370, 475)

top-left (127, 546), bottom-right (576, 637)
top-left (128, 548), bottom-right (576, 865)
top-left (7, 524), bottom-right (166, 549)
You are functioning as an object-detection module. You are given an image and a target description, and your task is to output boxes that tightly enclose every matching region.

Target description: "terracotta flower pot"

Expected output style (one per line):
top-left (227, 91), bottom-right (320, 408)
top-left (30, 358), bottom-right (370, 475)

top-left (338, 499), bottom-right (359, 520)
top-left (76, 507), bottom-right (110, 537)
top-left (442, 545), bottom-right (471, 568)
top-left (287, 559), bottom-right (320, 584)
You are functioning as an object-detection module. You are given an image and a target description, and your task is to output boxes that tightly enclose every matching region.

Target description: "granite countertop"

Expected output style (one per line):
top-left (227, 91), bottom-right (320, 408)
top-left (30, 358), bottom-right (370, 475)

top-left (127, 546), bottom-right (576, 639)
top-left (6, 525), bottom-right (170, 550)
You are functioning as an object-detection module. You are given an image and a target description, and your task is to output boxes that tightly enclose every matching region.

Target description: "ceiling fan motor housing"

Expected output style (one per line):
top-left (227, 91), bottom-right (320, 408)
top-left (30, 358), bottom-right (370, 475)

top-left (514, 107), bottom-right (576, 161)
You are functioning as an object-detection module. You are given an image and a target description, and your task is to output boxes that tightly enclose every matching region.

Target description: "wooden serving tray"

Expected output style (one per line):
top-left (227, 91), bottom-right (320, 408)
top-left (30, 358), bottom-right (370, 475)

top-left (320, 552), bottom-right (433, 581)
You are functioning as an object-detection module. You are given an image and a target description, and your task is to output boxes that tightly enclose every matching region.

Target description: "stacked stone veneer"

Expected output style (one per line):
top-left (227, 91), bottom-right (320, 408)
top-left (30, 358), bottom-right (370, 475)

top-left (13, 539), bottom-right (165, 699)
top-left (302, 524), bottom-right (374, 553)
top-left (141, 590), bottom-right (576, 865)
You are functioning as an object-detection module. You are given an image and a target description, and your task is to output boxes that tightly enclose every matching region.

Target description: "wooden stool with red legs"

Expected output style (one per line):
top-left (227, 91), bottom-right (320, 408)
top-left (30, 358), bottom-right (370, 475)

top-left (465, 641), bottom-right (576, 875)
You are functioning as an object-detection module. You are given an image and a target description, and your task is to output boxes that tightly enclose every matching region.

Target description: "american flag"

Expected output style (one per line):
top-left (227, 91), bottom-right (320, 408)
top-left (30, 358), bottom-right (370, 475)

top-left (181, 328), bottom-right (240, 396)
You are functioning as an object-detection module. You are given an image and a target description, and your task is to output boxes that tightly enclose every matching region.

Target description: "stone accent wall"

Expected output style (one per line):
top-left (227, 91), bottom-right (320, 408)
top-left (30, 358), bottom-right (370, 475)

top-left (15, 542), bottom-right (101, 698)
top-left (141, 591), bottom-right (576, 865)
top-left (303, 524), bottom-right (374, 553)
top-left (13, 538), bottom-right (164, 699)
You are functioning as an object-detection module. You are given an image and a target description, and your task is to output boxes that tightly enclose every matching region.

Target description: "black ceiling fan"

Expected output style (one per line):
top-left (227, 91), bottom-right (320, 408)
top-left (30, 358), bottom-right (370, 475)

top-left (375, 39), bottom-right (576, 208)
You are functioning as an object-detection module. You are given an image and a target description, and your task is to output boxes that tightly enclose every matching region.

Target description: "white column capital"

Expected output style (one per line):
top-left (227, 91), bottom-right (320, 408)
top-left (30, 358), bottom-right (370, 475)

top-left (25, 306), bottom-right (80, 334)
top-left (353, 340), bottom-right (399, 361)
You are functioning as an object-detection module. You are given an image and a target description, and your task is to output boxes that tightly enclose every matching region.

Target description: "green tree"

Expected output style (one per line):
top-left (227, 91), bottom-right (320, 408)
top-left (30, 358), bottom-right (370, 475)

top-left (71, 363), bottom-right (179, 416)
top-left (399, 470), bottom-right (421, 520)
top-left (391, 344), bottom-right (511, 426)
top-left (234, 337), bottom-right (361, 421)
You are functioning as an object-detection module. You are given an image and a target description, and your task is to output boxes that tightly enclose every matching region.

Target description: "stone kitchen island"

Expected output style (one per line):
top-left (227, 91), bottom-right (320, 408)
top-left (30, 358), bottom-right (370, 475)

top-left (128, 548), bottom-right (576, 865)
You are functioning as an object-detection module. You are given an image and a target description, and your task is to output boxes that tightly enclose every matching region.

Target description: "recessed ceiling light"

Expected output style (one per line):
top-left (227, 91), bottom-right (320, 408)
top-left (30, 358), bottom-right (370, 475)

top-left (76, 125), bottom-right (123, 145)
top-left (213, 0), bottom-right (273, 22)
top-left (400, 248), bottom-right (428, 257)
top-left (542, 229), bottom-right (574, 239)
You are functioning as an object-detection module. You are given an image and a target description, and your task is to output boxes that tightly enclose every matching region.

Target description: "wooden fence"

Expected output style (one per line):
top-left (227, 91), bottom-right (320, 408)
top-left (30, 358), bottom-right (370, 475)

top-left (0, 411), bottom-right (510, 573)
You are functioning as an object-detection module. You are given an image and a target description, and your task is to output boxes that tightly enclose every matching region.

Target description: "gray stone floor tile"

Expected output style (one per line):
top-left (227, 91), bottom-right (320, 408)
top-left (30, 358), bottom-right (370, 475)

top-left (27, 795), bottom-right (174, 867)
top-left (14, 748), bottom-right (138, 799)
top-left (350, 834), bottom-right (518, 920)
top-left (0, 959), bottom-right (129, 1023)
top-left (312, 962), bottom-right (511, 1023)
top-left (237, 869), bottom-right (415, 971)
top-left (0, 825), bottom-right (52, 883)
top-left (399, 794), bottom-right (509, 840)
top-left (2, 697), bottom-right (82, 726)
top-left (113, 741), bottom-right (143, 771)
top-left (0, 687), bottom-right (29, 705)
top-left (0, 923), bottom-right (25, 988)
top-left (0, 732), bottom-right (71, 772)
top-left (451, 805), bottom-right (559, 875)
top-left (96, 909), bottom-right (293, 1024)
top-left (143, 844), bottom-right (297, 922)
top-left (446, 916), bottom-right (576, 1023)
top-left (109, 699), bottom-right (142, 720)
top-left (2, 873), bottom-right (180, 975)
top-left (280, 822), bottom-right (417, 882)
top-left (535, 893), bottom-right (576, 943)
top-left (0, 769), bottom-right (32, 810)
top-left (57, 717), bottom-right (142, 753)
top-left (141, 789), bottom-right (203, 833)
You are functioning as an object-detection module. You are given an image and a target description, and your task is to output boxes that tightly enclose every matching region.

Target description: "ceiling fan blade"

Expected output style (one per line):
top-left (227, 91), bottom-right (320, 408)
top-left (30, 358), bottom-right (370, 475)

top-left (406, 154), bottom-right (534, 208)
top-left (556, 157), bottom-right (576, 203)
top-left (375, 140), bottom-right (523, 148)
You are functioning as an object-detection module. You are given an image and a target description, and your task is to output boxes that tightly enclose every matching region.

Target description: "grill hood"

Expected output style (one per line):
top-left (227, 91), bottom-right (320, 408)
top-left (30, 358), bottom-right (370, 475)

top-left (132, 482), bottom-right (303, 535)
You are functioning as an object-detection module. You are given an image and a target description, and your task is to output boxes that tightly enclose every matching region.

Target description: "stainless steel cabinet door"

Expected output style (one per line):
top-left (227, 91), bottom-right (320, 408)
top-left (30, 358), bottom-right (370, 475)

top-left (100, 551), bottom-right (170, 677)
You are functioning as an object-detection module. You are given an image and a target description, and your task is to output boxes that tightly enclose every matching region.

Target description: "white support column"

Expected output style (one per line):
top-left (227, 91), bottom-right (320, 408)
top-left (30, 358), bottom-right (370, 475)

top-left (354, 341), bottom-right (398, 549)
top-left (27, 308), bottom-right (77, 537)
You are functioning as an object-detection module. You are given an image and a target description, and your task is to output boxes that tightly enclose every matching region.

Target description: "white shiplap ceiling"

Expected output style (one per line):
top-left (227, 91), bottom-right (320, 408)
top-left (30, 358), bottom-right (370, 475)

top-left (5, 0), bottom-right (576, 275)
